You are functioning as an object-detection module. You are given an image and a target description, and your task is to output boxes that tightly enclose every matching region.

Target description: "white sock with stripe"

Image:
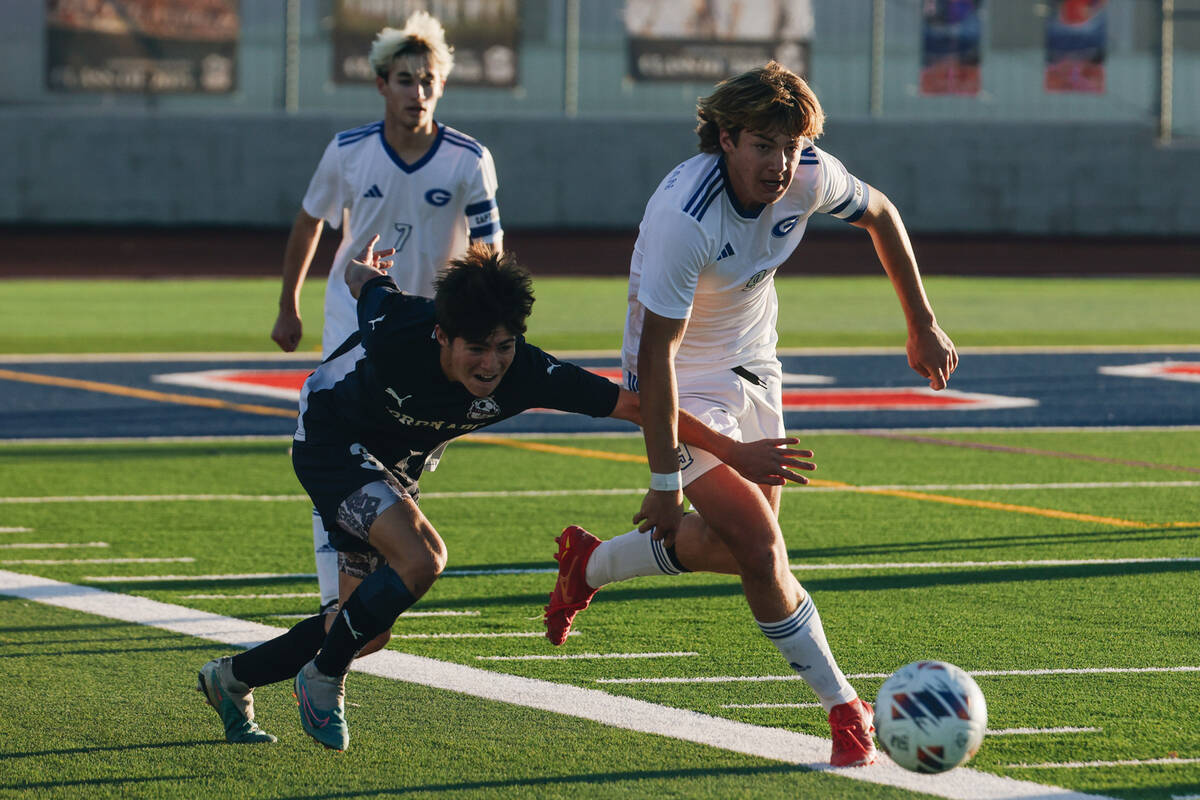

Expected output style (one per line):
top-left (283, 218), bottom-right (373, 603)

top-left (585, 528), bottom-right (688, 588)
top-left (757, 594), bottom-right (858, 712)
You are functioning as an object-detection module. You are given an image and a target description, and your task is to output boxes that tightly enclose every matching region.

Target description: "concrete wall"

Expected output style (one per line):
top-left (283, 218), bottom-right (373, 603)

top-left (1, 108), bottom-right (1197, 235)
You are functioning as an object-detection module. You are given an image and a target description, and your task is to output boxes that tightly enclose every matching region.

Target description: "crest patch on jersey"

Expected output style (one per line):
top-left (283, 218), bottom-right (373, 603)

top-left (425, 188), bottom-right (452, 206)
top-left (467, 396), bottom-right (501, 420)
top-left (742, 269), bottom-right (770, 292)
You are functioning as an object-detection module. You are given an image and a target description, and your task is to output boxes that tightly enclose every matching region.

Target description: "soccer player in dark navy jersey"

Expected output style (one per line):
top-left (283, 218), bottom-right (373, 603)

top-left (197, 240), bottom-right (815, 750)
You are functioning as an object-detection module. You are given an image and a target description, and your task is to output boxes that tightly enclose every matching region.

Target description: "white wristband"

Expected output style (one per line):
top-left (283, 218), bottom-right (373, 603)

top-left (649, 471), bottom-right (682, 492)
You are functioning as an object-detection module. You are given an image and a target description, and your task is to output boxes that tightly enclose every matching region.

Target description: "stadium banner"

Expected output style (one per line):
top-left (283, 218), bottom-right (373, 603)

top-left (623, 0), bottom-right (813, 82)
top-left (45, 0), bottom-right (238, 94)
top-left (920, 0), bottom-right (982, 96)
top-left (332, 0), bottom-right (519, 87)
top-left (1044, 0), bottom-right (1107, 93)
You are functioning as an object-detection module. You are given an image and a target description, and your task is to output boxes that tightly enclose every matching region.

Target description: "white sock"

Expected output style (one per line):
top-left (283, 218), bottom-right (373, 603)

top-left (585, 528), bottom-right (687, 587)
top-left (757, 595), bottom-right (858, 712)
top-left (312, 509), bottom-right (340, 607)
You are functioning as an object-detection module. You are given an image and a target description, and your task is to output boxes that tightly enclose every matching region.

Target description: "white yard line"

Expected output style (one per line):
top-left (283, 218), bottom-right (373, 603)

top-left (184, 592), bottom-right (317, 599)
top-left (0, 527), bottom-right (33, 532)
top-left (84, 572), bottom-right (315, 583)
top-left (394, 631), bottom-right (570, 640)
top-left (722, 702), bottom-right (823, 709)
top-left (1171, 794), bottom-right (1200, 800)
top-left (0, 569), bottom-right (1111, 800)
top-left (72, 556), bottom-right (1200, 584)
top-left (788, 557), bottom-right (1200, 571)
top-left (0, 541), bottom-right (107, 549)
top-left (476, 651), bottom-right (697, 661)
top-left (987, 727), bottom-right (1102, 736)
top-left (2, 481), bottom-right (1198, 505)
top-left (1011, 757), bottom-right (1200, 769)
top-left (265, 610), bottom-right (479, 620)
top-left (597, 666), bottom-right (1200, 684)
top-left (1, 557), bottom-right (193, 566)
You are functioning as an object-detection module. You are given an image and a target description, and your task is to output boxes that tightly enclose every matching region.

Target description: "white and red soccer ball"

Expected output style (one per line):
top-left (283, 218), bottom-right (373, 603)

top-left (874, 660), bottom-right (987, 774)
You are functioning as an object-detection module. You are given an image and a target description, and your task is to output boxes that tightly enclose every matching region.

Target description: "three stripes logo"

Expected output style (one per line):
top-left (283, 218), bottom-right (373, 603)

top-left (715, 242), bottom-right (735, 261)
top-left (363, 184), bottom-right (383, 199)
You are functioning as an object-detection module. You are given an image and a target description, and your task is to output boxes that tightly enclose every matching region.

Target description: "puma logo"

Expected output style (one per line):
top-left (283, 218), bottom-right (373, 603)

top-left (385, 388), bottom-right (412, 409)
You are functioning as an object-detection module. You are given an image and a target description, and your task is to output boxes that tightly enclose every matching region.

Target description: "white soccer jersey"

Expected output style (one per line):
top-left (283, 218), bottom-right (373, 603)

top-left (303, 121), bottom-right (503, 358)
top-left (622, 143), bottom-right (868, 376)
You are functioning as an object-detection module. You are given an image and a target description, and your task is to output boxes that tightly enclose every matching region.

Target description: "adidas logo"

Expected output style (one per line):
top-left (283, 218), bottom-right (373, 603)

top-left (363, 184), bottom-right (383, 198)
top-left (716, 242), bottom-right (735, 261)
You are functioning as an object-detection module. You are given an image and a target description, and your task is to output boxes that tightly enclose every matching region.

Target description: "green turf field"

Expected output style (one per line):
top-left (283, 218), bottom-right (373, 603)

top-left (0, 274), bottom-right (1198, 798)
top-left (1, 275), bottom-right (1199, 353)
top-left (1, 432), bottom-right (1197, 799)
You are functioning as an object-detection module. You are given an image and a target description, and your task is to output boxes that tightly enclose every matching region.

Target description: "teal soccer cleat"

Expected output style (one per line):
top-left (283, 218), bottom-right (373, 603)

top-left (196, 657), bottom-right (277, 744)
top-left (294, 659), bottom-right (349, 751)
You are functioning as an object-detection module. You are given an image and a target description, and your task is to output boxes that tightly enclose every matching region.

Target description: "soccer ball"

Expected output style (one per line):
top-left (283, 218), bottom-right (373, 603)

top-left (874, 660), bottom-right (987, 774)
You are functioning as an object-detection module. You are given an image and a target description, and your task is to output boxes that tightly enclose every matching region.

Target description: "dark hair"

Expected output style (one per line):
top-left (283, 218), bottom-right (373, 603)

top-left (434, 244), bottom-right (534, 342)
top-left (695, 61), bottom-right (825, 154)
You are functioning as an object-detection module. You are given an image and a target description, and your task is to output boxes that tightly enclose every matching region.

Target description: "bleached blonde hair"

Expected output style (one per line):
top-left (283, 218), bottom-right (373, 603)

top-left (368, 12), bottom-right (454, 80)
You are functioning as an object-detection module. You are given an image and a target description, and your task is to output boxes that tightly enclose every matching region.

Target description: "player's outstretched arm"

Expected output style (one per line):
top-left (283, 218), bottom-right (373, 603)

top-left (611, 391), bottom-right (815, 486)
top-left (272, 209), bottom-right (325, 352)
top-left (853, 186), bottom-right (959, 390)
top-left (344, 235), bottom-right (396, 299)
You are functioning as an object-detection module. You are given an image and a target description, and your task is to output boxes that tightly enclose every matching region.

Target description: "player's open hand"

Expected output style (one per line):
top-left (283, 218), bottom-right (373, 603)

top-left (345, 234), bottom-right (396, 298)
top-left (728, 437), bottom-right (815, 486)
top-left (906, 323), bottom-right (958, 390)
top-left (634, 489), bottom-right (685, 545)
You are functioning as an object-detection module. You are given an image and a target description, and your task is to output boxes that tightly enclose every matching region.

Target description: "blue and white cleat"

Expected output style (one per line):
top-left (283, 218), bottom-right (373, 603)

top-left (294, 659), bottom-right (349, 751)
top-left (196, 657), bottom-right (277, 744)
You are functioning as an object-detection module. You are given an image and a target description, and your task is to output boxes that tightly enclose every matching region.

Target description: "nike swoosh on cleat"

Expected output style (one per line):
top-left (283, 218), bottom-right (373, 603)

top-left (300, 687), bottom-right (330, 727)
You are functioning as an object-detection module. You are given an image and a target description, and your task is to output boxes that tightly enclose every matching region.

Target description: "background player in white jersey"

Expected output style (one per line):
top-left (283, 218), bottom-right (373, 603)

top-left (544, 62), bottom-right (958, 768)
top-left (269, 12), bottom-right (503, 614)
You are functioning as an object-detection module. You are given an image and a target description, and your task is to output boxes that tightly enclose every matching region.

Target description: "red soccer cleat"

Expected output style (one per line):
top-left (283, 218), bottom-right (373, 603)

top-left (543, 525), bottom-right (602, 646)
top-left (828, 698), bottom-right (877, 767)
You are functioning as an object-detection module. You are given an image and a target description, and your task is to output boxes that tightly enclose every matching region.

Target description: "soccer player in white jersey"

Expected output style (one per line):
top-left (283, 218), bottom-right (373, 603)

top-left (544, 62), bottom-right (958, 768)
top-left (269, 13), bottom-right (503, 615)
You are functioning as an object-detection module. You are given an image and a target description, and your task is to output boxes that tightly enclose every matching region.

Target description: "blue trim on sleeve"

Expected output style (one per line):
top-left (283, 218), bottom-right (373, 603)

top-left (469, 222), bottom-right (501, 240)
top-left (464, 198), bottom-right (497, 216)
top-left (683, 163), bottom-right (721, 214)
top-left (337, 121), bottom-right (383, 147)
top-left (845, 183), bottom-right (870, 222)
top-left (442, 129), bottom-right (484, 158)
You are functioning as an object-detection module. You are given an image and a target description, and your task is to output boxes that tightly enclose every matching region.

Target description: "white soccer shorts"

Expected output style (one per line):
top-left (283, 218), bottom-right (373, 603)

top-left (624, 359), bottom-right (785, 487)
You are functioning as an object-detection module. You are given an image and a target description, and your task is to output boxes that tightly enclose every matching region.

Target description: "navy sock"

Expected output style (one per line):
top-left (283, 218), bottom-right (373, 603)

top-left (231, 613), bottom-right (327, 688)
top-left (314, 566), bottom-right (416, 676)
top-left (664, 544), bottom-right (692, 573)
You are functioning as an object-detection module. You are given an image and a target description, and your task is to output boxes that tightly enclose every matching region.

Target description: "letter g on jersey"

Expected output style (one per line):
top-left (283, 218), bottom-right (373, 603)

top-left (425, 188), bottom-right (452, 206)
top-left (772, 214), bottom-right (801, 236)
top-left (771, 214), bottom-right (802, 237)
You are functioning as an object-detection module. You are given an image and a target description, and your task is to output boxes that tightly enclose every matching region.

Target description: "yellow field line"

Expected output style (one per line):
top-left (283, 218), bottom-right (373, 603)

top-left (809, 478), bottom-right (1153, 528)
top-left (0, 368), bottom-right (296, 419)
top-left (1, 366), bottom-right (1181, 529)
top-left (467, 434), bottom-right (649, 463)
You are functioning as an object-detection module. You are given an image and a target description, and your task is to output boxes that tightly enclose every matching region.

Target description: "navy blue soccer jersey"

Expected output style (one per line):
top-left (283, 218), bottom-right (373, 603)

top-left (295, 275), bottom-right (619, 485)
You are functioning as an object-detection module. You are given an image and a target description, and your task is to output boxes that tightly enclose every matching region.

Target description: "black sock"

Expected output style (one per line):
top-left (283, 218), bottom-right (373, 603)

top-left (314, 566), bottom-right (416, 677)
top-left (231, 613), bottom-right (327, 688)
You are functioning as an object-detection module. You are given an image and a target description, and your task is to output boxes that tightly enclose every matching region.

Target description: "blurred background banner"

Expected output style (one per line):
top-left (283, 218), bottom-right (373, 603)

top-left (920, 0), bottom-right (982, 95)
top-left (623, 0), bottom-right (813, 80)
top-left (45, 0), bottom-right (238, 94)
top-left (331, 0), bottom-right (520, 87)
top-left (1045, 0), bottom-right (1108, 93)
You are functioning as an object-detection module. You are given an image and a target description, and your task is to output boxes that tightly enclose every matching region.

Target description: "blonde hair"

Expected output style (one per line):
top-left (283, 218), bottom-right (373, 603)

top-left (695, 61), bottom-right (825, 153)
top-left (368, 11), bottom-right (454, 80)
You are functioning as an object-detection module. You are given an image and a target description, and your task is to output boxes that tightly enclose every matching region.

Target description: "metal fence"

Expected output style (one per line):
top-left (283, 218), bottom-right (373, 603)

top-left (4, 1), bottom-right (1198, 140)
